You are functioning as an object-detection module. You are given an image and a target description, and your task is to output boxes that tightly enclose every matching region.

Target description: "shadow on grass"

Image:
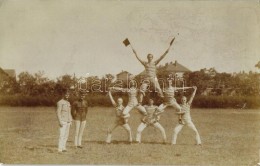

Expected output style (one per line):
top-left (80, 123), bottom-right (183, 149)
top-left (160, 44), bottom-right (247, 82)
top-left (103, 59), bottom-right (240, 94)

top-left (86, 140), bottom-right (169, 145)
top-left (36, 141), bottom-right (201, 149)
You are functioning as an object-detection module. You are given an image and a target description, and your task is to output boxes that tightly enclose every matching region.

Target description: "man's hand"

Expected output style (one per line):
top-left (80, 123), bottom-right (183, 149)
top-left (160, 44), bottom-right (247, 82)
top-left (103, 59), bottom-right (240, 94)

top-left (193, 86), bottom-right (197, 90)
top-left (170, 37), bottom-right (175, 46)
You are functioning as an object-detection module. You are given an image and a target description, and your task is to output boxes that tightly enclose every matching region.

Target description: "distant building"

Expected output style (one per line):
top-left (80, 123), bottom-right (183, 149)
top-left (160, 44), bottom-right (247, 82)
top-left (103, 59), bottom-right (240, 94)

top-left (116, 70), bottom-right (134, 82)
top-left (3, 69), bottom-right (16, 78)
top-left (0, 68), bottom-right (16, 79)
top-left (165, 60), bottom-right (191, 76)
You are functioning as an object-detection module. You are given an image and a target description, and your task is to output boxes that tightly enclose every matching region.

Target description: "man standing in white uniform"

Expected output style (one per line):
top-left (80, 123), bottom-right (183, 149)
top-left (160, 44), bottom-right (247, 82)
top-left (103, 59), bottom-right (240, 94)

top-left (172, 86), bottom-right (202, 145)
top-left (56, 90), bottom-right (72, 153)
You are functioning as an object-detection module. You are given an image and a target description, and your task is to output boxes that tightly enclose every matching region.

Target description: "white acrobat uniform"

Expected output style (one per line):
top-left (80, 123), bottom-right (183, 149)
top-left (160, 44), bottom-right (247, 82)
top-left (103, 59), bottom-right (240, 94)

top-left (158, 86), bottom-right (182, 112)
top-left (172, 91), bottom-right (202, 145)
top-left (140, 62), bottom-right (164, 98)
top-left (106, 91), bottom-right (132, 143)
top-left (106, 104), bottom-right (132, 143)
top-left (136, 105), bottom-right (167, 143)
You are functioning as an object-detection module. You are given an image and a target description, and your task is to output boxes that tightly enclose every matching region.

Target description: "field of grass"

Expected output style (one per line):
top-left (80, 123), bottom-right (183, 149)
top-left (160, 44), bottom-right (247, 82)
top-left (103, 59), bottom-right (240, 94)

top-left (0, 106), bottom-right (259, 165)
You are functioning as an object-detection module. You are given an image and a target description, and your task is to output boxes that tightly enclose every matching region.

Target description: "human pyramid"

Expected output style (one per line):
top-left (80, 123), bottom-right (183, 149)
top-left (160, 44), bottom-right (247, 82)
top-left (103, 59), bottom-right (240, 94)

top-left (105, 37), bottom-right (202, 145)
top-left (56, 37), bottom-right (202, 153)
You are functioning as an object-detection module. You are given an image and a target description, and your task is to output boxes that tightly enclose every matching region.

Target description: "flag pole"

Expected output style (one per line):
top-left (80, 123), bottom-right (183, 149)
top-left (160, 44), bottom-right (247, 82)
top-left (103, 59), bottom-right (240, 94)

top-left (130, 43), bottom-right (134, 50)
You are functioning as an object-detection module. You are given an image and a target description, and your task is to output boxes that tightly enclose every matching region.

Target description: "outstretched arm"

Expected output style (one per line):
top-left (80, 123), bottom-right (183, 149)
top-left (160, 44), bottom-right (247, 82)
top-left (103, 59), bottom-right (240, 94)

top-left (154, 48), bottom-right (170, 65)
top-left (110, 87), bottom-right (128, 93)
top-left (132, 48), bottom-right (145, 66)
top-left (108, 90), bottom-right (117, 107)
top-left (188, 86), bottom-right (197, 105)
top-left (174, 86), bottom-right (193, 90)
top-left (155, 37), bottom-right (175, 65)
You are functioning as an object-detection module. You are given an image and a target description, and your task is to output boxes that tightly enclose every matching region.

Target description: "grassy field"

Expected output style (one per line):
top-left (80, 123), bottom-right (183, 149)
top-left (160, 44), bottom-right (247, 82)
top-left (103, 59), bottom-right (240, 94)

top-left (0, 106), bottom-right (259, 165)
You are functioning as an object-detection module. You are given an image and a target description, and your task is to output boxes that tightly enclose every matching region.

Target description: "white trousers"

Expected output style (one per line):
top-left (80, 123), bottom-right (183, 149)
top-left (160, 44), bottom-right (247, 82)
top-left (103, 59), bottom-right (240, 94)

top-left (136, 122), bottom-right (167, 143)
top-left (106, 123), bottom-right (132, 143)
top-left (172, 120), bottom-right (201, 144)
top-left (140, 77), bottom-right (164, 97)
top-left (74, 120), bottom-right (86, 146)
top-left (58, 121), bottom-right (71, 152)
top-left (123, 104), bottom-right (146, 115)
top-left (158, 102), bottom-right (182, 112)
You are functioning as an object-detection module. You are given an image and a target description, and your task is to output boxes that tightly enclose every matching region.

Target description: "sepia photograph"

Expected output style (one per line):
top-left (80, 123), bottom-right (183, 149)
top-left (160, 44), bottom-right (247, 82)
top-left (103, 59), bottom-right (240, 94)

top-left (0, 0), bottom-right (260, 165)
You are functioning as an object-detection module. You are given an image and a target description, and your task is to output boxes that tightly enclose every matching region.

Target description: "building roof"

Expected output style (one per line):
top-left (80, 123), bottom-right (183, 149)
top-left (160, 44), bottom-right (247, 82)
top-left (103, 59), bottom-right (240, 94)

top-left (165, 61), bottom-right (191, 73)
top-left (116, 70), bottom-right (134, 81)
top-left (116, 70), bottom-right (132, 76)
top-left (0, 68), bottom-right (8, 77)
top-left (2, 69), bottom-right (16, 78)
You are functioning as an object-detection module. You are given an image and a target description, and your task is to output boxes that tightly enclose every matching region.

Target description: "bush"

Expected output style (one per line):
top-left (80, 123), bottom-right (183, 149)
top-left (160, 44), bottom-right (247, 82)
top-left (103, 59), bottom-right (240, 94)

top-left (0, 94), bottom-right (59, 106)
top-left (0, 94), bottom-right (259, 109)
top-left (190, 95), bottom-right (260, 109)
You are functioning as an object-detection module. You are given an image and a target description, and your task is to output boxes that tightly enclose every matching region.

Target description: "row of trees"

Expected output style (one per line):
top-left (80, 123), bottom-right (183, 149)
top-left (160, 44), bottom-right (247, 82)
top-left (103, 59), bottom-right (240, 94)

top-left (0, 69), bottom-right (259, 97)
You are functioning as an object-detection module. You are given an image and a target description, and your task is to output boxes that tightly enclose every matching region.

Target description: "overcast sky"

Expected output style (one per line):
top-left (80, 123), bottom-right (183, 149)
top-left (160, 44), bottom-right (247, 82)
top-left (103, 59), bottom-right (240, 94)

top-left (0, 0), bottom-right (259, 78)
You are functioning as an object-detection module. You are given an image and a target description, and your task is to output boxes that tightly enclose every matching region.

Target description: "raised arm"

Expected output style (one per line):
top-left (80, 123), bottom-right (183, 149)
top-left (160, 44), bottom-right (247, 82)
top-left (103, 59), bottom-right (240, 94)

top-left (108, 90), bottom-right (117, 107)
top-left (111, 87), bottom-right (128, 92)
top-left (154, 48), bottom-right (170, 65)
top-left (188, 86), bottom-right (197, 105)
top-left (174, 86), bottom-right (193, 90)
top-left (132, 48), bottom-right (145, 66)
top-left (155, 37), bottom-right (175, 65)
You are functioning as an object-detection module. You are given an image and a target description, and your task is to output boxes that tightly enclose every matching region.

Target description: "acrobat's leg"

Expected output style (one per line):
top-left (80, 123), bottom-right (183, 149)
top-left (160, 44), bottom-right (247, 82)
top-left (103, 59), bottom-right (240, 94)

top-left (170, 101), bottom-right (182, 113)
top-left (135, 104), bottom-right (147, 115)
top-left (122, 123), bottom-right (133, 143)
top-left (122, 106), bottom-right (133, 124)
top-left (158, 103), bottom-right (167, 112)
top-left (153, 122), bottom-right (167, 143)
top-left (153, 77), bottom-right (164, 98)
top-left (122, 105), bottom-right (133, 115)
top-left (171, 102), bottom-right (185, 124)
top-left (136, 123), bottom-right (147, 143)
top-left (106, 123), bottom-right (119, 143)
top-left (172, 123), bottom-right (184, 145)
top-left (186, 121), bottom-right (202, 145)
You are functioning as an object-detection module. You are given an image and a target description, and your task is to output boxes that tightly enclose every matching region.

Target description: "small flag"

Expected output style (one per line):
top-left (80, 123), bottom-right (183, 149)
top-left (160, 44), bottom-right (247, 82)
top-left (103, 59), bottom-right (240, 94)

top-left (170, 37), bottom-right (175, 46)
top-left (123, 38), bottom-right (130, 47)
